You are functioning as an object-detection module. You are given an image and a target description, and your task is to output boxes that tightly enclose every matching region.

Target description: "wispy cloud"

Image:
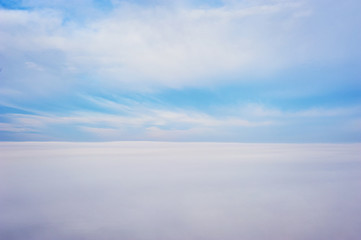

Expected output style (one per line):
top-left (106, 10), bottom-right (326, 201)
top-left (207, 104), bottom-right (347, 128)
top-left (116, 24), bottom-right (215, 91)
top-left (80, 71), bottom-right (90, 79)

top-left (238, 104), bottom-right (361, 118)
top-left (0, 0), bottom-right (360, 142)
top-left (1, 0), bottom-right (358, 93)
top-left (1, 98), bottom-right (360, 141)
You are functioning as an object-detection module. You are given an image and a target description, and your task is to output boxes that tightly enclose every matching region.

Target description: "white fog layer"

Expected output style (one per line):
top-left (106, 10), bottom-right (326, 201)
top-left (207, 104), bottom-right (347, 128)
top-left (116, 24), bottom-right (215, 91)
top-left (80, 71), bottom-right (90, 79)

top-left (1, 142), bottom-right (361, 240)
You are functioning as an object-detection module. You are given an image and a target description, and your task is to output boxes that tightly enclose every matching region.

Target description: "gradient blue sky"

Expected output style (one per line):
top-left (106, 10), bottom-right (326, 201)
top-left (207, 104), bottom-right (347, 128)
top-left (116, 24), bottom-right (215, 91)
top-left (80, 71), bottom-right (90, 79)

top-left (0, 0), bottom-right (360, 142)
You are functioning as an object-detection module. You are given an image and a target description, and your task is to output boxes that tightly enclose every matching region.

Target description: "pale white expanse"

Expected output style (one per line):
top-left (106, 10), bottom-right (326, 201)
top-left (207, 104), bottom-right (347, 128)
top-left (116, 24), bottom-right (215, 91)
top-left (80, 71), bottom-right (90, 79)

top-left (1, 142), bottom-right (361, 240)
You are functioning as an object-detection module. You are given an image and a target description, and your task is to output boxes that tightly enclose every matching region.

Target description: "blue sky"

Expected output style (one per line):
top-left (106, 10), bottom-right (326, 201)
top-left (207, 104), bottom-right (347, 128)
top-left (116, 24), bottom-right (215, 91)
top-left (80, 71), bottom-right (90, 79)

top-left (0, 0), bottom-right (360, 142)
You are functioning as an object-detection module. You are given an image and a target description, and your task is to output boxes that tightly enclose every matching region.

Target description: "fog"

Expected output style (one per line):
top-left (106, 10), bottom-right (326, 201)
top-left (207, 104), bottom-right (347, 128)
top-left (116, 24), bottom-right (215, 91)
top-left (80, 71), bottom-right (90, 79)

top-left (1, 142), bottom-right (361, 240)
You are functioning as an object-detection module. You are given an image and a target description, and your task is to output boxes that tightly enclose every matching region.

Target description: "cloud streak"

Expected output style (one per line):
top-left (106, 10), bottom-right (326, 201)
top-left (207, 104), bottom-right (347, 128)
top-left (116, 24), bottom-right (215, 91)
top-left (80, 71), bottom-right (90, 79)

top-left (1, 0), bottom-right (359, 92)
top-left (1, 99), bottom-right (359, 141)
top-left (0, 0), bottom-right (360, 142)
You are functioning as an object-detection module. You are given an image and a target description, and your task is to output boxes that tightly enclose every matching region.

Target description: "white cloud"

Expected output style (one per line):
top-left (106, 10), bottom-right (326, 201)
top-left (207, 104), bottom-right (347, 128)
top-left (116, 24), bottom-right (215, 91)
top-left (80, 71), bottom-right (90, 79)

top-left (2, 100), bottom-right (360, 141)
top-left (25, 61), bottom-right (44, 71)
top-left (1, 141), bottom-right (361, 239)
top-left (0, 122), bottom-right (33, 132)
top-left (237, 103), bottom-right (361, 118)
top-left (2, 0), bottom-right (353, 93)
top-left (1, 0), bottom-right (360, 142)
top-left (0, 104), bottom-right (273, 141)
top-left (61, 2), bottom-right (313, 88)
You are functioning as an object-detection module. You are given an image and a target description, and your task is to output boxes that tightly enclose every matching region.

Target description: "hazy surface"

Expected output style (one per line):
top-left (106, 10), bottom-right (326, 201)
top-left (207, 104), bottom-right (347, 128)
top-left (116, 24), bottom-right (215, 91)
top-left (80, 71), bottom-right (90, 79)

top-left (1, 142), bottom-right (361, 240)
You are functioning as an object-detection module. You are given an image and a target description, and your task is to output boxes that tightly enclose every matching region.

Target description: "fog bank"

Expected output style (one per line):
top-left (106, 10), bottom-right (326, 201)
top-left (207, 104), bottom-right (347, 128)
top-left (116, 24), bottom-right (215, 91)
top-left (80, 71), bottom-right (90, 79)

top-left (1, 142), bottom-right (361, 240)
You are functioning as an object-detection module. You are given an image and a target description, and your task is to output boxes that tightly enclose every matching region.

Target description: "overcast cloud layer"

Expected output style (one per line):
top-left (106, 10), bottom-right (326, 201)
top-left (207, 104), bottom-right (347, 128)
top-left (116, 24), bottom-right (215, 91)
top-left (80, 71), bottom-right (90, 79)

top-left (1, 142), bottom-right (361, 240)
top-left (0, 0), bottom-right (360, 141)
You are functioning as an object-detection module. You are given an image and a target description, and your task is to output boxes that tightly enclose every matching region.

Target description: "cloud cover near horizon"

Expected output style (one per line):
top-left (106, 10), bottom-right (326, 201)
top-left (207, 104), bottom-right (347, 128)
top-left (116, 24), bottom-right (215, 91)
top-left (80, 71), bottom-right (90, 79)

top-left (1, 142), bottom-right (361, 239)
top-left (0, 0), bottom-right (360, 141)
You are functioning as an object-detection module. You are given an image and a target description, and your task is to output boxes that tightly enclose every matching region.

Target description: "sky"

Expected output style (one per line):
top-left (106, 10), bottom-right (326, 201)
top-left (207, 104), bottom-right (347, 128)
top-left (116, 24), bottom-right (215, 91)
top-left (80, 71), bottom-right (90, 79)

top-left (0, 0), bottom-right (360, 142)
